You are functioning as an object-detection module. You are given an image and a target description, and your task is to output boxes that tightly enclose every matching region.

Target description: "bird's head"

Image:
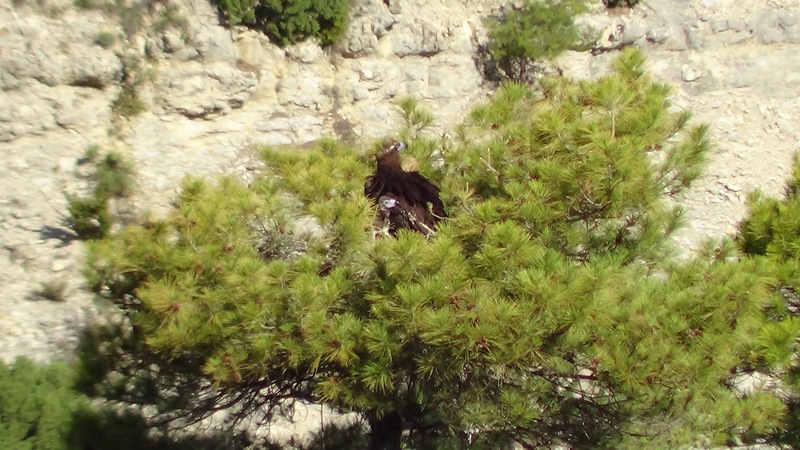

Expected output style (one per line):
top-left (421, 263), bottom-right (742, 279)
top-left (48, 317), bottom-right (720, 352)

top-left (378, 196), bottom-right (399, 211)
top-left (376, 140), bottom-right (406, 171)
top-left (382, 139), bottom-right (407, 154)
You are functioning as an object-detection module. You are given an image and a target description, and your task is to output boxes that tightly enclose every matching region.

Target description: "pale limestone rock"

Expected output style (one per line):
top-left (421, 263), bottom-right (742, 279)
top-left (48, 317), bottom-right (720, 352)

top-left (341, 20), bottom-right (380, 57)
top-left (188, 25), bottom-right (237, 61)
top-left (425, 55), bottom-right (482, 99)
top-left (352, 86), bottom-right (370, 101)
top-left (286, 41), bottom-right (325, 64)
top-left (33, 41), bottom-right (122, 88)
top-left (662, 26), bottom-right (690, 50)
top-left (621, 21), bottom-right (646, 45)
top-left (0, 92), bottom-right (56, 142)
top-left (162, 31), bottom-right (186, 54)
top-left (254, 113), bottom-right (326, 146)
top-left (339, 0), bottom-right (397, 57)
top-left (0, 14), bottom-right (121, 89)
top-left (50, 86), bottom-right (110, 131)
top-left (389, 20), bottom-right (450, 57)
top-left (276, 66), bottom-right (331, 109)
top-left (236, 33), bottom-right (286, 68)
top-left (154, 62), bottom-right (259, 118)
top-left (681, 64), bottom-right (703, 82)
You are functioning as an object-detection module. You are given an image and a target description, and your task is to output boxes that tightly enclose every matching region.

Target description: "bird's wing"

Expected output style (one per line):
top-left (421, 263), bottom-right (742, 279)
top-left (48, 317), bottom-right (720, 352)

top-left (364, 175), bottom-right (385, 199)
top-left (376, 194), bottom-right (436, 237)
top-left (403, 201), bottom-right (437, 236)
top-left (405, 171), bottom-right (447, 219)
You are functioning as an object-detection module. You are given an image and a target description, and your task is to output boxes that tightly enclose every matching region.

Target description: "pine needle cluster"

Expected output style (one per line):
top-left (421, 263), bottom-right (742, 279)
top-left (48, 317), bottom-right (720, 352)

top-left (737, 154), bottom-right (800, 447)
top-left (449, 48), bottom-right (707, 268)
top-left (83, 49), bottom-right (788, 449)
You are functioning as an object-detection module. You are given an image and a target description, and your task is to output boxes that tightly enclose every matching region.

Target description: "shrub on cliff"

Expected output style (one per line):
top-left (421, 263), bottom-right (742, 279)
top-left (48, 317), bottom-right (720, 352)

top-left (485, 0), bottom-right (588, 81)
top-left (0, 357), bottom-right (259, 450)
top-left (66, 149), bottom-right (135, 240)
top-left (215, 0), bottom-right (349, 46)
top-left (0, 358), bottom-right (79, 450)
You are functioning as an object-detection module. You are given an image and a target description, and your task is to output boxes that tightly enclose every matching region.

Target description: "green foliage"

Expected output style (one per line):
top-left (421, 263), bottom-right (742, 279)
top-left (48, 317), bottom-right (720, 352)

top-left (67, 150), bottom-right (134, 239)
top-left (452, 48), bottom-right (708, 266)
top-left (112, 84), bottom-right (145, 118)
top-left (93, 151), bottom-right (136, 199)
top-left (94, 30), bottom-right (117, 49)
top-left (737, 154), bottom-right (800, 447)
top-left (298, 423), bottom-right (370, 450)
top-left (214, 0), bottom-right (256, 26)
top-left (214, 0), bottom-right (349, 46)
top-left (488, 0), bottom-right (586, 61)
top-left (84, 50), bottom-right (785, 449)
top-left (36, 280), bottom-right (68, 302)
top-left (0, 358), bottom-right (80, 450)
top-left (0, 357), bottom-right (263, 450)
top-left (485, 0), bottom-right (587, 81)
top-left (396, 97), bottom-right (435, 142)
top-left (67, 194), bottom-right (111, 239)
top-left (113, 53), bottom-right (147, 119)
top-left (70, 407), bottom-right (258, 450)
top-left (740, 155), bottom-right (800, 261)
top-left (81, 144), bottom-right (100, 163)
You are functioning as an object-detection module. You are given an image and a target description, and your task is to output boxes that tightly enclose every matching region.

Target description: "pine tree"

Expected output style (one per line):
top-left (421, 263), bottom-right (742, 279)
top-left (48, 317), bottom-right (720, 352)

top-left (82, 49), bottom-right (788, 449)
top-left (737, 154), bottom-right (800, 447)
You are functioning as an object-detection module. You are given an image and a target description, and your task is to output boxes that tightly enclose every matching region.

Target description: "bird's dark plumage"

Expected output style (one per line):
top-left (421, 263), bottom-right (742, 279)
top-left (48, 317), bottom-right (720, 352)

top-left (365, 140), bottom-right (446, 237)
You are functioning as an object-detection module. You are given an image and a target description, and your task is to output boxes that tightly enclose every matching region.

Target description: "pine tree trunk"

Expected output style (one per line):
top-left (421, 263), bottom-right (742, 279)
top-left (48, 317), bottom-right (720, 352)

top-left (368, 411), bottom-right (403, 450)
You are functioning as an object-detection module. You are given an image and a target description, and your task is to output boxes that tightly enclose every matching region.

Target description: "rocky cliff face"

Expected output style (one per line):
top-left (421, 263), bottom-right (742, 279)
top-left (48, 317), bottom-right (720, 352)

top-left (1, 0), bottom-right (798, 370)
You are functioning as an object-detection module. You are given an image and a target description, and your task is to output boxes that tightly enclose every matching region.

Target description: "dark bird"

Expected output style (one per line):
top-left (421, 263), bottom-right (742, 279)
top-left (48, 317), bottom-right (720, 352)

top-left (377, 195), bottom-right (433, 236)
top-left (365, 140), bottom-right (446, 237)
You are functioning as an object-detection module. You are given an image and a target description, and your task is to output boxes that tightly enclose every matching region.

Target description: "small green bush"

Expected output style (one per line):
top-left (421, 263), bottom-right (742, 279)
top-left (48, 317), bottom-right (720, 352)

top-left (81, 144), bottom-right (101, 164)
top-left (112, 84), bottom-right (145, 118)
top-left (0, 357), bottom-right (252, 450)
top-left (94, 151), bottom-right (135, 199)
top-left (488, 0), bottom-right (586, 61)
top-left (214, 0), bottom-right (349, 46)
top-left (736, 155), bottom-right (800, 447)
top-left (95, 30), bottom-right (117, 48)
top-left (739, 155), bottom-right (800, 260)
top-left (67, 195), bottom-right (111, 240)
top-left (36, 280), bottom-right (68, 302)
top-left (0, 358), bottom-right (80, 450)
top-left (67, 150), bottom-right (135, 240)
top-left (485, 0), bottom-right (587, 81)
